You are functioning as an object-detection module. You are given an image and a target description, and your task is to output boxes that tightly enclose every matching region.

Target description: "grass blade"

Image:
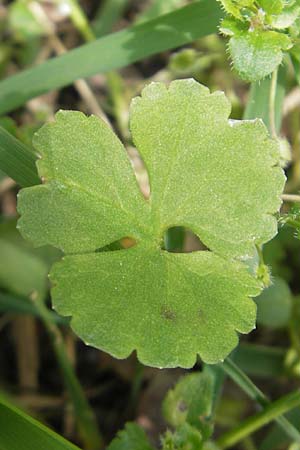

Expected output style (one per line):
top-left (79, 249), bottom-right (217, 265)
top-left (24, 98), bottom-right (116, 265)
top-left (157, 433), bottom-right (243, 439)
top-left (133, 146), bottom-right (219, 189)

top-left (0, 0), bottom-right (222, 114)
top-left (234, 343), bottom-right (285, 378)
top-left (0, 126), bottom-right (39, 186)
top-left (0, 394), bottom-right (82, 450)
top-left (259, 409), bottom-right (300, 450)
top-left (217, 390), bottom-right (300, 449)
top-left (220, 358), bottom-right (300, 443)
top-left (137, 0), bottom-right (185, 23)
top-left (92, 0), bottom-right (129, 37)
top-left (32, 296), bottom-right (103, 450)
top-left (243, 66), bottom-right (286, 133)
top-left (0, 291), bottom-right (68, 324)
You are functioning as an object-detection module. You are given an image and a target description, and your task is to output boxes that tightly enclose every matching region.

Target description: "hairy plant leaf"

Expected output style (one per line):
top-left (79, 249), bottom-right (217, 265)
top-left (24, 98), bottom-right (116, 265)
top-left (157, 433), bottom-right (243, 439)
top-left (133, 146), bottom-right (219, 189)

top-left (219, 0), bottom-right (299, 81)
top-left (270, 2), bottom-right (300, 28)
top-left (18, 79), bottom-right (285, 368)
top-left (162, 423), bottom-right (203, 450)
top-left (220, 17), bottom-right (247, 36)
top-left (258, 0), bottom-right (283, 16)
top-left (229, 29), bottom-right (291, 81)
top-left (279, 204), bottom-right (300, 239)
top-left (163, 371), bottom-right (214, 439)
top-left (217, 0), bottom-right (256, 20)
top-left (217, 0), bottom-right (243, 19)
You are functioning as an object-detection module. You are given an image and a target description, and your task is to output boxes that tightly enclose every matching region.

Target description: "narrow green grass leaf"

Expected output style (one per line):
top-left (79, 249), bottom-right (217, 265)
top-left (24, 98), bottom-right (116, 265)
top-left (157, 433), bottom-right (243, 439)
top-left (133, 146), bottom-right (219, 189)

top-left (217, 390), bottom-right (300, 449)
top-left (0, 291), bottom-right (68, 324)
top-left (0, 126), bottom-right (39, 186)
top-left (0, 236), bottom-right (48, 298)
top-left (137, 0), bottom-right (185, 23)
top-left (92, 0), bottom-right (129, 37)
top-left (0, 395), bottom-right (82, 450)
top-left (243, 65), bottom-right (286, 133)
top-left (0, 219), bottom-right (60, 298)
top-left (221, 358), bottom-right (300, 443)
top-left (259, 409), bottom-right (300, 450)
top-left (234, 343), bottom-right (285, 378)
top-left (0, 0), bottom-right (222, 114)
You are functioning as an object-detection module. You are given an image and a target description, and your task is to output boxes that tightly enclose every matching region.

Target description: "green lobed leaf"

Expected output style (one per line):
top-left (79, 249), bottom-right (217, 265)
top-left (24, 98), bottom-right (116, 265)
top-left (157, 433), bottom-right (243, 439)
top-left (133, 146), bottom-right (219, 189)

top-left (107, 423), bottom-right (153, 450)
top-left (229, 29), bottom-right (292, 81)
top-left (18, 79), bottom-right (285, 368)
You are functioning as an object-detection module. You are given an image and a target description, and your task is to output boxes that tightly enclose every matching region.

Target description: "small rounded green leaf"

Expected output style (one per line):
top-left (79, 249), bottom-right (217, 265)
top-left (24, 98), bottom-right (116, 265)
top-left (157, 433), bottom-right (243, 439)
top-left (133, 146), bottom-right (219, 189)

top-left (270, 3), bottom-right (300, 28)
top-left (217, 0), bottom-right (243, 19)
top-left (162, 424), bottom-right (203, 450)
top-left (163, 371), bottom-right (214, 438)
top-left (220, 17), bottom-right (247, 36)
top-left (107, 423), bottom-right (153, 450)
top-left (258, 0), bottom-right (283, 16)
top-left (229, 30), bottom-right (292, 81)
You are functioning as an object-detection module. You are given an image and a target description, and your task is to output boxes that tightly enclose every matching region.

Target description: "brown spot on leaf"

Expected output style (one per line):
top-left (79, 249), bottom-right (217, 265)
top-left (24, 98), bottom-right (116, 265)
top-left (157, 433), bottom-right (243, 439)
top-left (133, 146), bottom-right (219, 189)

top-left (161, 305), bottom-right (176, 321)
top-left (178, 401), bottom-right (187, 413)
top-left (198, 309), bottom-right (206, 323)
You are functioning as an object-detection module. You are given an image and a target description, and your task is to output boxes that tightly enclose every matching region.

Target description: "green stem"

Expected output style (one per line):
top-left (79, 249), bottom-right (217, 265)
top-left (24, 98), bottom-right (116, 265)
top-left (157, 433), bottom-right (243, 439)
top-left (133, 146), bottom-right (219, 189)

top-left (66, 0), bottom-right (95, 42)
top-left (203, 363), bottom-right (226, 415)
top-left (255, 244), bottom-right (271, 287)
top-left (217, 390), bottom-right (300, 449)
top-left (64, 0), bottom-right (130, 140)
top-left (32, 296), bottom-right (103, 450)
top-left (220, 358), bottom-right (300, 443)
top-left (92, 0), bottom-right (128, 38)
top-left (269, 68), bottom-right (278, 139)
